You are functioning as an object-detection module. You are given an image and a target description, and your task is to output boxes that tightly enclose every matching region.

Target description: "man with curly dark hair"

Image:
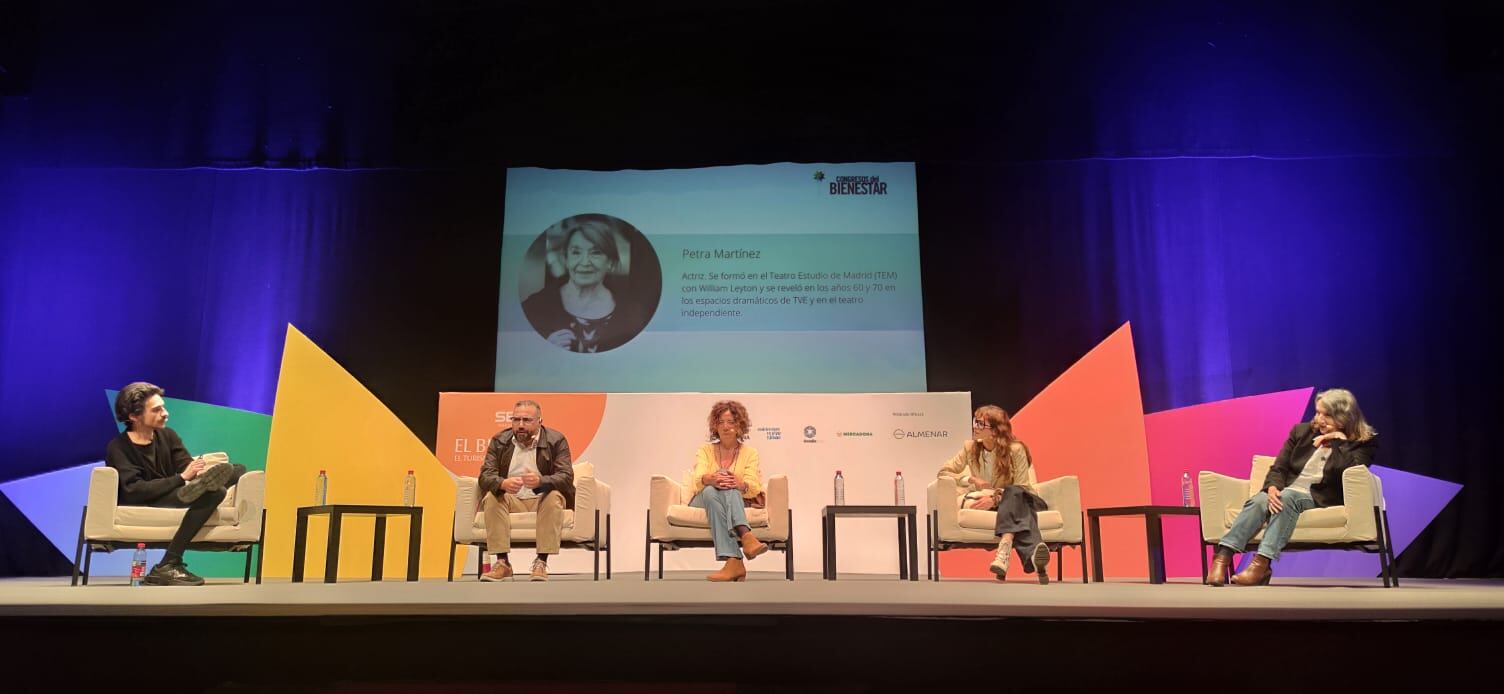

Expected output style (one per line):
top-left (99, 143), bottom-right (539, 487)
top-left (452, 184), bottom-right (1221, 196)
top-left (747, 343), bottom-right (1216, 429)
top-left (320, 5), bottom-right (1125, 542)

top-left (105, 382), bottom-right (244, 586)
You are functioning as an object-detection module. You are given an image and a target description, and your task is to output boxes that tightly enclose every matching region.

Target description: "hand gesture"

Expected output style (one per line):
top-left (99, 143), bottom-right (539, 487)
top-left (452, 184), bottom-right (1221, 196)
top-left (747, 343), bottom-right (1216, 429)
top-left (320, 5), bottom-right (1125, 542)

top-left (966, 494), bottom-right (997, 511)
top-left (501, 477), bottom-right (524, 494)
top-left (968, 475), bottom-right (991, 489)
top-left (546, 329), bottom-right (575, 349)
top-left (181, 459), bottom-right (206, 481)
top-left (1312, 431), bottom-right (1348, 448)
top-left (1266, 486), bottom-right (1284, 514)
top-left (521, 471), bottom-right (541, 488)
top-left (715, 471), bottom-right (740, 490)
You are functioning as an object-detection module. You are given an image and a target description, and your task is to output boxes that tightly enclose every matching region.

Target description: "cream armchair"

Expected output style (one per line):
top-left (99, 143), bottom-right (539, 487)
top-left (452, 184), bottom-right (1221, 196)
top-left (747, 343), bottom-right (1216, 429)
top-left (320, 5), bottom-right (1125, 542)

top-left (72, 462), bottom-right (267, 585)
top-left (926, 470), bottom-right (1085, 582)
top-left (1199, 455), bottom-right (1396, 586)
top-left (448, 461), bottom-right (612, 580)
top-left (645, 473), bottom-right (792, 580)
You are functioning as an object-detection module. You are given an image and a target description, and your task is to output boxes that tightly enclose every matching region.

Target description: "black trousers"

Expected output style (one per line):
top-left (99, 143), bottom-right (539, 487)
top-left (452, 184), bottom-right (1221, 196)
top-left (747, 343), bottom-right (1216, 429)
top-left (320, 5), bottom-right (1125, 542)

top-left (148, 464), bottom-right (247, 564)
top-left (992, 485), bottom-right (1049, 572)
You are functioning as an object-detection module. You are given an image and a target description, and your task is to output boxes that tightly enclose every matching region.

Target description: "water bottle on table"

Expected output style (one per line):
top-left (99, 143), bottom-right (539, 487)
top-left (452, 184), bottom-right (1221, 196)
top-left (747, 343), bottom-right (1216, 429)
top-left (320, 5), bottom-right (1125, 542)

top-left (834, 470), bottom-right (845, 506)
top-left (403, 470), bottom-right (417, 507)
top-left (1181, 471), bottom-right (1194, 507)
top-left (130, 543), bottom-right (147, 586)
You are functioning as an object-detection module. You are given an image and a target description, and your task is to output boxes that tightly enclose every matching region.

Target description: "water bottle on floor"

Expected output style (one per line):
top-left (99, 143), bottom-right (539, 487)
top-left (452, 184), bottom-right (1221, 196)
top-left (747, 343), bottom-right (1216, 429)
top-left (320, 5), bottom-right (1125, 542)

top-left (403, 470), bottom-right (417, 507)
top-left (894, 471), bottom-right (905, 506)
top-left (314, 469), bottom-right (329, 506)
top-left (1181, 471), bottom-right (1193, 507)
top-left (130, 543), bottom-right (147, 587)
top-left (834, 470), bottom-right (845, 506)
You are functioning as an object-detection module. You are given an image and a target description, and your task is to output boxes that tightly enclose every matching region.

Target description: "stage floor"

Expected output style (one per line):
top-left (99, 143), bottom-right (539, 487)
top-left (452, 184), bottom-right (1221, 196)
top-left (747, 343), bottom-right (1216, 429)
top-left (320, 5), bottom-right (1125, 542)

top-left (5, 572), bottom-right (1502, 621)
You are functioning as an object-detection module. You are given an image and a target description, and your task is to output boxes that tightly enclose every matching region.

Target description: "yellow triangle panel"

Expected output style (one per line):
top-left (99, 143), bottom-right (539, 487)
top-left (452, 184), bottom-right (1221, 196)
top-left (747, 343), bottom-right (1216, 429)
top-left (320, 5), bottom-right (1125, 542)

top-left (262, 325), bottom-right (460, 579)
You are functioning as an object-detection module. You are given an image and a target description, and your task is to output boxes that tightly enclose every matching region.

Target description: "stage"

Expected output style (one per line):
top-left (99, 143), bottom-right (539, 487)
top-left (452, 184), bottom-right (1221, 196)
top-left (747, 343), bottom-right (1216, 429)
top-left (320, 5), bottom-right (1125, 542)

top-left (3, 573), bottom-right (1502, 690)
top-left (3, 573), bottom-right (1503, 621)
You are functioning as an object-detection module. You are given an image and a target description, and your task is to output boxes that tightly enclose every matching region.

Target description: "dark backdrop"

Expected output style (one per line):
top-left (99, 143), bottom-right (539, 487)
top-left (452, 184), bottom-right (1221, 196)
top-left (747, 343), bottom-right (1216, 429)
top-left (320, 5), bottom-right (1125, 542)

top-left (2, 1), bottom-right (1500, 577)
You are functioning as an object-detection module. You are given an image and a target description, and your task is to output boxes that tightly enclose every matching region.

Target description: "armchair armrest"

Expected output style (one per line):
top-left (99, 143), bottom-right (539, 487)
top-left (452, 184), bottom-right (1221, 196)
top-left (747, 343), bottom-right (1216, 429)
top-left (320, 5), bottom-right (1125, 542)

top-left (1035, 475), bottom-right (1082, 543)
top-left (763, 474), bottom-right (789, 540)
top-left (1198, 471), bottom-right (1248, 542)
top-left (1341, 465), bottom-right (1379, 541)
top-left (927, 477), bottom-right (961, 536)
top-left (453, 476), bottom-right (479, 541)
top-left (84, 467), bottom-right (120, 540)
top-left (649, 475), bottom-right (684, 540)
top-left (231, 471), bottom-right (266, 535)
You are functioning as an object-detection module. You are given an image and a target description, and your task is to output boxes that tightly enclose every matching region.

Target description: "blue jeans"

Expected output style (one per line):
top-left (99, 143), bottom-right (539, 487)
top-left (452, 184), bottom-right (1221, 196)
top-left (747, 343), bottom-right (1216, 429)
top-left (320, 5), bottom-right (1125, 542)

top-left (690, 486), bottom-right (750, 560)
top-left (1218, 488), bottom-right (1317, 561)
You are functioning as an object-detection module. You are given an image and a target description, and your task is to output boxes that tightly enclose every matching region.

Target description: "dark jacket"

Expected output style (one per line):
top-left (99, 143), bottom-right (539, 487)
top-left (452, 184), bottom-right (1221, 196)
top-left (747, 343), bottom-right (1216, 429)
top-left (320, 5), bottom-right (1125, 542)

top-left (478, 426), bottom-right (576, 509)
top-left (1260, 422), bottom-right (1379, 508)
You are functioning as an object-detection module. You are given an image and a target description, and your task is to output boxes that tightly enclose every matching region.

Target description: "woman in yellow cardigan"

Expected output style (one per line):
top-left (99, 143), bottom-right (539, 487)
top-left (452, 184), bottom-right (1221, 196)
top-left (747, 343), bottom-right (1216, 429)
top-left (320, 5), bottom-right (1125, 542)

top-left (689, 400), bottom-right (769, 581)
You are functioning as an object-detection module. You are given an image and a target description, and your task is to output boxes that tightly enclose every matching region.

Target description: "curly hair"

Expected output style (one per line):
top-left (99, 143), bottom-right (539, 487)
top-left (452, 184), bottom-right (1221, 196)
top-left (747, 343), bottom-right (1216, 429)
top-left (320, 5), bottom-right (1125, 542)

top-left (115, 382), bottom-right (164, 427)
top-left (707, 400), bottom-right (751, 443)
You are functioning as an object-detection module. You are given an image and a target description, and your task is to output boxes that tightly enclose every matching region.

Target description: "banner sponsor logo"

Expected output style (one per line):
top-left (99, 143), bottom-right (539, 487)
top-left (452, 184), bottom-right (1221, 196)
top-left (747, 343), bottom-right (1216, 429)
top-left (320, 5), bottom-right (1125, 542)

top-left (803, 425), bottom-right (818, 443)
top-left (758, 426), bottom-right (783, 441)
top-left (893, 428), bottom-right (950, 440)
top-left (825, 173), bottom-right (888, 196)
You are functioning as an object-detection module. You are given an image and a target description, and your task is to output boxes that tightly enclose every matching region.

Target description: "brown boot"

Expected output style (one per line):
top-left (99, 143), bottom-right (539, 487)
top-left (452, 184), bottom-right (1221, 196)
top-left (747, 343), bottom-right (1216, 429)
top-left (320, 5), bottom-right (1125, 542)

top-left (1231, 554), bottom-right (1273, 586)
top-left (739, 532), bottom-right (769, 561)
top-left (707, 557), bottom-right (747, 582)
top-left (1205, 547), bottom-right (1234, 587)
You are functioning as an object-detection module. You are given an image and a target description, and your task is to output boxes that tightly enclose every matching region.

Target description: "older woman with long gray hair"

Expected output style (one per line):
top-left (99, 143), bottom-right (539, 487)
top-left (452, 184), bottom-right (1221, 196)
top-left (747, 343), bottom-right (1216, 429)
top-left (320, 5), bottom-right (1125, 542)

top-left (1205, 388), bottom-right (1379, 586)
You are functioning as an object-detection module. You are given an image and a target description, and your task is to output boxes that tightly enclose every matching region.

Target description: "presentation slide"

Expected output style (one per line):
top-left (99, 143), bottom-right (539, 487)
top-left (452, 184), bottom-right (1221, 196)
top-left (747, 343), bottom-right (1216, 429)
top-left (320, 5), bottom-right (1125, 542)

top-left (496, 162), bottom-right (925, 392)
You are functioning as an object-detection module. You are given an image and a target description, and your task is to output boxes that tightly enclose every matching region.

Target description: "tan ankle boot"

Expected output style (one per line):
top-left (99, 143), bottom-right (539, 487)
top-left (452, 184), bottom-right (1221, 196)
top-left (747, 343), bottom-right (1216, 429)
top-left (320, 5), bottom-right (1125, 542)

top-left (1231, 554), bottom-right (1273, 586)
top-left (707, 557), bottom-right (747, 582)
top-left (1205, 548), bottom-right (1234, 586)
top-left (739, 532), bottom-right (769, 561)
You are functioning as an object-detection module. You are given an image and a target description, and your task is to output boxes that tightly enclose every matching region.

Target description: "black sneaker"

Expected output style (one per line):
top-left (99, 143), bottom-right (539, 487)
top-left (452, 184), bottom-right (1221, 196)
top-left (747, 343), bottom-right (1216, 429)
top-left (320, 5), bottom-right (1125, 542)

top-left (174, 463), bottom-right (234, 504)
top-left (142, 560), bottom-right (205, 586)
top-left (1032, 543), bottom-right (1052, 585)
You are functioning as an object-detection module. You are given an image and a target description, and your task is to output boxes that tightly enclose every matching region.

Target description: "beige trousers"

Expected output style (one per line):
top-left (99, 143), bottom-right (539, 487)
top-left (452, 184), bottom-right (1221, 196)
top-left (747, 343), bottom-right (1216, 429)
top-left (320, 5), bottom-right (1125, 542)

top-left (483, 490), bottom-right (565, 554)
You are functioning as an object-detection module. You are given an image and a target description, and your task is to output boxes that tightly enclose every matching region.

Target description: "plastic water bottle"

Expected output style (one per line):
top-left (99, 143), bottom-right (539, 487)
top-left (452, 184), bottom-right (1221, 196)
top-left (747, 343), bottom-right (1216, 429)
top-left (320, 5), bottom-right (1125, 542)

top-left (314, 470), bottom-right (329, 506)
top-left (130, 543), bottom-right (147, 586)
top-left (894, 471), bottom-right (906, 506)
top-left (834, 470), bottom-right (846, 506)
top-left (1181, 471), bottom-right (1194, 507)
top-left (403, 470), bottom-right (417, 507)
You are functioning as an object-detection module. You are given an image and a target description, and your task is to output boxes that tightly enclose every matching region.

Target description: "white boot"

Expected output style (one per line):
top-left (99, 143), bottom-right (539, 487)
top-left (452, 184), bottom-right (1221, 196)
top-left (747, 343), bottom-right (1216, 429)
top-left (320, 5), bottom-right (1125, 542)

top-left (989, 538), bottom-right (1012, 581)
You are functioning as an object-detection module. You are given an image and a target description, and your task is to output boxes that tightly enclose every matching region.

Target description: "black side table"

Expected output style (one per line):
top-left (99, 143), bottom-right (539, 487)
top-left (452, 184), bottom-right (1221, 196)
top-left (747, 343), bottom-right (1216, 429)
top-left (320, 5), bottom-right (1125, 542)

top-left (292, 504), bottom-right (423, 583)
top-left (1087, 504), bottom-right (1201, 584)
top-left (821, 505), bottom-right (919, 581)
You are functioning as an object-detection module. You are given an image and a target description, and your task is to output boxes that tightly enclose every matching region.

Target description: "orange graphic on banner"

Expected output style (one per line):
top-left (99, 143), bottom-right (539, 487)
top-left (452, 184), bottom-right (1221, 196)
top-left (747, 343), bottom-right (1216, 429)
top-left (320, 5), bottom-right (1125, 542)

top-left (435, 393), bottom-right (609, 477)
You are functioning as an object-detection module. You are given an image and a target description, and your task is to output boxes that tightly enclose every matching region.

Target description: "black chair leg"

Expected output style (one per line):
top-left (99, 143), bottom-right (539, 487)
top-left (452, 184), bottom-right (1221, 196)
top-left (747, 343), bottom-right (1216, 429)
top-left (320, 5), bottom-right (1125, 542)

top-left (785, 509), bottom-right (794, 581)
top-left (643, 509), bottom-right (651, 581)
top-left (1080, 545), bottom-right (1088, 583)
top-left (255, 508), bottom-right (266, 584)
top-left (71, 506), bottom-right (86, 587)
top-left (606, 513), bottom-right (612, 580)
top-left (1056, 547), bottom-right (1064, 582)
top-left (82, 544), bottom-right (93, 585)
top-left (447, 541), bottom-right (457, 582)
top-left (1383, 509), bottom-right (1399, 587)
top-left (592, 510), bottom-right (601, 581)
top-left (243, 547), bottom-right (253, 583)
top-left (658, 544), bottom-right (665, 579)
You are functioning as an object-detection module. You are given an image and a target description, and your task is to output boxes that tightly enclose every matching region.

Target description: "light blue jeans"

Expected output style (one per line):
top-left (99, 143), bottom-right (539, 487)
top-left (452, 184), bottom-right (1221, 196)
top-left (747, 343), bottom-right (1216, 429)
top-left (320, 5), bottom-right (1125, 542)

top-left (1218, 487), bottom-right (1317, 561)
top-left (690, 486), bottom-right (750, 560)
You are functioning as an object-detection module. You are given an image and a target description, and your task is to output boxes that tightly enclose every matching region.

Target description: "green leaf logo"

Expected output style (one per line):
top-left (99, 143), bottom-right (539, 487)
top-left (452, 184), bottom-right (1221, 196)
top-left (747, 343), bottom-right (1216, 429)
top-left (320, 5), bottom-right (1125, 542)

top-left (813, 170), bottom-right (825, 181)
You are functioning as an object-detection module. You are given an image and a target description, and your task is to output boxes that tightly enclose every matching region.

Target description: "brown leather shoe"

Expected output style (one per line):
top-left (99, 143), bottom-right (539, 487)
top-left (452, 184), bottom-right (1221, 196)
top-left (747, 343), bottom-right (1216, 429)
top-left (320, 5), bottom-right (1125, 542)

top-left (1205, 548), bottom-right (1234, 587)
top-left (739, 532), bottom-right (769, 561)
top-left (480, 559), bottom-right (513, 582)
top-left (529, 558), bottom-right (549, 582)
top-left (707, 557), bottom-right (747, 582)
top-left (1231, 554), bottom-right (1273, 586)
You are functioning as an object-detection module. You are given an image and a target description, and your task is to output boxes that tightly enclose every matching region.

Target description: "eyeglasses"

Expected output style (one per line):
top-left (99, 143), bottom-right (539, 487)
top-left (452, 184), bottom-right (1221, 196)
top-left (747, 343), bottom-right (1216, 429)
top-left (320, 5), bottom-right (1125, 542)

top-left (971, 420), bottom-right (991, 430)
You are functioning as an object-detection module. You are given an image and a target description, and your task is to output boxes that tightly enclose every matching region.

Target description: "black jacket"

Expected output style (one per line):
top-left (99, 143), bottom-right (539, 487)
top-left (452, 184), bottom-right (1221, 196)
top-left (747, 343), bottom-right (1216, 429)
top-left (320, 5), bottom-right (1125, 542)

top-left (1260, 422), bottom-right (1379, 508)
top-left (478, 426), bottom-right (576, 509)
